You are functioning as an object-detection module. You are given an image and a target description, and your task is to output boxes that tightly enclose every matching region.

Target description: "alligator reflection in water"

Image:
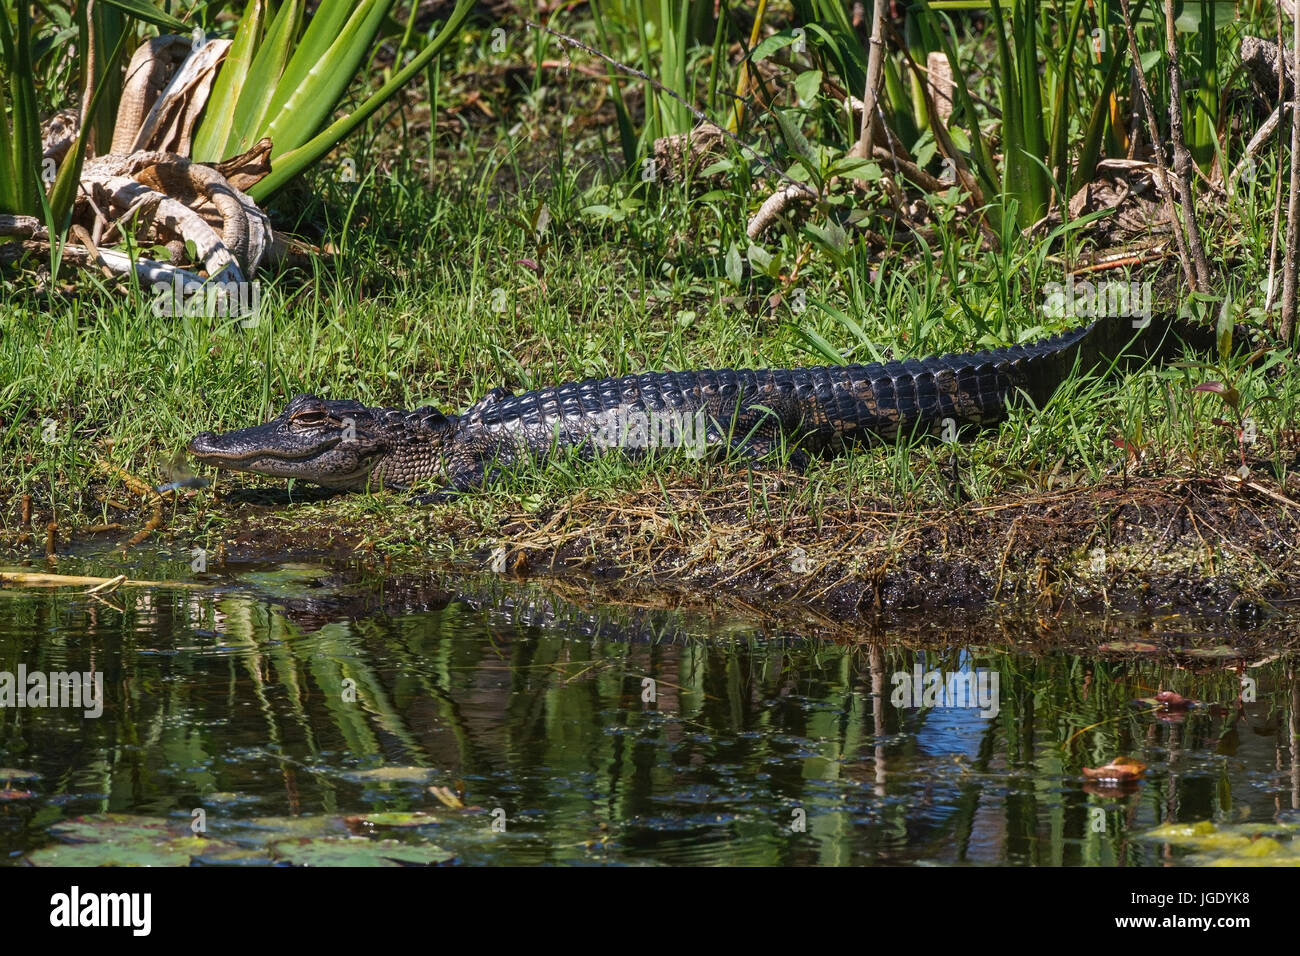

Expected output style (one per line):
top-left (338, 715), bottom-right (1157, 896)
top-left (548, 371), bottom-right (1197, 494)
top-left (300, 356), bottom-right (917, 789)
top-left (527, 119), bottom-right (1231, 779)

top-left (1, 554), bottom-right (1298, 865)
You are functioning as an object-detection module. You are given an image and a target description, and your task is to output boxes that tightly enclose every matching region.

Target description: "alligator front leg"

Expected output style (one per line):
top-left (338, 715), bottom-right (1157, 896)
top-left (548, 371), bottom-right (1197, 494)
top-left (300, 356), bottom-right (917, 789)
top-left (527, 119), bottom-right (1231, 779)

top-left (406, 439), bottom-right (524, 504)
top-left (407, 463), bottom-right (498, 504)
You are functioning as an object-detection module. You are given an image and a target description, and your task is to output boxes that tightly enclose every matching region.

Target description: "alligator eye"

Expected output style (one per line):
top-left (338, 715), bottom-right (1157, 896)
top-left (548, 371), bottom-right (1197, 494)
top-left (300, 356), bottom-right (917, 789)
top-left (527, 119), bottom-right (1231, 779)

top-left (290, 412), bottom-right (329, 428)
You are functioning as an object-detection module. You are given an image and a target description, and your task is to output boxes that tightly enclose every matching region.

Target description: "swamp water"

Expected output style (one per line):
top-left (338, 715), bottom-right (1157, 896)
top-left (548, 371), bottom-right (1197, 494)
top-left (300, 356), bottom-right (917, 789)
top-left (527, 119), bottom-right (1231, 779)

top-left (1, 546), bottom-right (1298, 866)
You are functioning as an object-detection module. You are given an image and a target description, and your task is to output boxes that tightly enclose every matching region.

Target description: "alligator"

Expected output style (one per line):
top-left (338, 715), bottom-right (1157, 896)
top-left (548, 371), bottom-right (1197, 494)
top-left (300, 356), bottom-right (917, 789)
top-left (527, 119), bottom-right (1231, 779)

top-left (187, 313), bottom-right (1199, 500)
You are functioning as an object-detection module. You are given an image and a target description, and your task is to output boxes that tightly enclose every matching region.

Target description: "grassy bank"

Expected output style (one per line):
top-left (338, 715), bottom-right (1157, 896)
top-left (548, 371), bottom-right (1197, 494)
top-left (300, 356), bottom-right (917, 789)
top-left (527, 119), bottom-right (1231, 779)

top-left (3, 12), bottom-right (1299, 621)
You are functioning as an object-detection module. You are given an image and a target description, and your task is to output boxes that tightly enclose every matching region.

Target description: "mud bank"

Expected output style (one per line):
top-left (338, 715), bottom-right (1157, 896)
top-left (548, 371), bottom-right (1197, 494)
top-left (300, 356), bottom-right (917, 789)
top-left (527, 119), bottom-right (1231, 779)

top-left (26, 470), bottom-right (1295, 634)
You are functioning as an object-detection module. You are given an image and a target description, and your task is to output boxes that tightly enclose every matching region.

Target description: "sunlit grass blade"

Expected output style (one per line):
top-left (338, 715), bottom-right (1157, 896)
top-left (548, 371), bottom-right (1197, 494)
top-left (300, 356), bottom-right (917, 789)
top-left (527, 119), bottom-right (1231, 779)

top-left (261, 0), bottom-right (366, 122)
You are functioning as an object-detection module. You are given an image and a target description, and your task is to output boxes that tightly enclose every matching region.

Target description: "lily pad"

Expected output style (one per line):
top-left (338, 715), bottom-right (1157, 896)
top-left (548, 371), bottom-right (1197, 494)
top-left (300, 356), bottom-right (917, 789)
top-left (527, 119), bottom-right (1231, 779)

top-left (1143, 821), bottom-right (1217, 840)
top-left (1139, 820), bottom-right (1300, 860)
top-left (48, 814), bottom-right (188, 844)
top-left (24, 840), bottom-right (193, 867)
top-left (345, 812), bottom-right (443, 830)
top-left (1097, 642), bottom-right (1160, 655)
top-left (1204, 856), bottom-right (1300, 867)
top-left (1236, 836), bottom-right (1285, 857)
top-left (224, 815), bottom-right (353, 847)
top-left (1175, 646), bottom-right (1243, 661)
top-left (190, 842), bottom-right (277, 866)
top-left (1230, 821), bottom-right (1300, 836)
top-left (342, 767), bottom-right (435, 784)
top-left (268, 836), bottom-right (453, 867)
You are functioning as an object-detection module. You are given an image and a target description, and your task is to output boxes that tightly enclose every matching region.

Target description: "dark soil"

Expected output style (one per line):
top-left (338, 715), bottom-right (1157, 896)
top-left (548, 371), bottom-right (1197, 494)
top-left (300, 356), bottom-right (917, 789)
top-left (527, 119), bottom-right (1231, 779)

top-left (16, 470), bottom-right (1296, 639)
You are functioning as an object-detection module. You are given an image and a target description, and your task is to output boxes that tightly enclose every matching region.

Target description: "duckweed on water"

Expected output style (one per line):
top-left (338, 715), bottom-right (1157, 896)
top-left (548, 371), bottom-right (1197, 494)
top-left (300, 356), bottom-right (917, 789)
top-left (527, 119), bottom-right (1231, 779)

top-left (1139, 820), bottom-right (1300, 866)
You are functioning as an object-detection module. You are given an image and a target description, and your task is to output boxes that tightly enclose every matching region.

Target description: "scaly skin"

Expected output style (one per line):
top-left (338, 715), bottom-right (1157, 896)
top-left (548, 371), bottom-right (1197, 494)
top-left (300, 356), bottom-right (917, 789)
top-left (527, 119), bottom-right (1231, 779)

top-left (187, 315), bottom-right (1178, 497)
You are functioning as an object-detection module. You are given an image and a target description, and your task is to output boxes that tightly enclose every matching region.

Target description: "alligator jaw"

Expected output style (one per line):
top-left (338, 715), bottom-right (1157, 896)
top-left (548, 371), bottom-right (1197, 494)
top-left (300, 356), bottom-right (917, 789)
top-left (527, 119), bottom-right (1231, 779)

top-left (187, 431), bottom-right (341, 466)
top-left (187, 395), bottom-right (393, 491)
top-left (188, 430), bottom-right (373, 489)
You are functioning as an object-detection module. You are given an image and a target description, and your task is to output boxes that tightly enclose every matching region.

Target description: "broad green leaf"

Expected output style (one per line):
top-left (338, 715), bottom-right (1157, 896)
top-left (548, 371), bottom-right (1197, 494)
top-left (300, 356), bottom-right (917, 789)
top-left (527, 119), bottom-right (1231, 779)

top-left (26, 841), bottom-right (193, 866)
top-left (773, 110), bottom-right (817, 168)
top-left (191, 0), bottom-right (267, 162)
top-left (725, 242), bottom-right (743, 286)
top-left (793, 69), bottom-right (822, 106)
top-left (227, 0), bottom-right (306, 156)
top-left (750, 30), bottom-right (801, 63)
top-left (100, 0), bottom-right (189, 32)
top-left (264, 0), bottom-right (394, 158)
top-left (250, 0), bottom-right (474, 199)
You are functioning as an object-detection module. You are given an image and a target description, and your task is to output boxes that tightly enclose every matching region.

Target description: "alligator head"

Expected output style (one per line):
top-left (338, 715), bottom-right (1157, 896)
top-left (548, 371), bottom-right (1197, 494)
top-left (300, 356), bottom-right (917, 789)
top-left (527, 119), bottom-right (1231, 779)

top-left (188, 394), bottom-right (455, 491)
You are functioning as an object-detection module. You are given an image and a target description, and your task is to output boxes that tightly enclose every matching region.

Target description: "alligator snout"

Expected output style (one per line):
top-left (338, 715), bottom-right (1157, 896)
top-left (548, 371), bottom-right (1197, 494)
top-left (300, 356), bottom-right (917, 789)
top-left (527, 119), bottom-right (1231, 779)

top-left (188, 431), bottom-right (245, 463)
top-left (188, 432), bottom-right (219, 456)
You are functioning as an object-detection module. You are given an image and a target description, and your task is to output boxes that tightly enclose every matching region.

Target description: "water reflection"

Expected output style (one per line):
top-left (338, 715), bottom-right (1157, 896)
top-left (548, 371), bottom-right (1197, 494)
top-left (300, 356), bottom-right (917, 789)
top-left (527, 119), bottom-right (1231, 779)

top-left (1, 552), bottom-right (1297, 865)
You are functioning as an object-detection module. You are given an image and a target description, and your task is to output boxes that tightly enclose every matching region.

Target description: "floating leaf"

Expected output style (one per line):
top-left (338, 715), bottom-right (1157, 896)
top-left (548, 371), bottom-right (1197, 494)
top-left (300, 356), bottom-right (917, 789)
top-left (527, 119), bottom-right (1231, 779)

top-left (190, 842), bottom-right (276, 866)
top-left (24, 843), bottom-right (185, 867)
top-left (342, 767), bottom-right (435, 784)
top-left (1098, 641), bottom-right (1160, 655)
top-left (1136, 820), bottom-right (1300, 863)
top-left (1083, 756), bottom-right (1147, 782)
top-left (224, 815), bottom-right (352, 847)
top-left (48, 814), bottom-right (187, 844)
top-left (1177, 646), bottom-right (1243, 662)
top-left (25, 840), bottom-right (193, 867)
top-left (1144, 820), bottom-right (1217, 840)
top-left (269, 837), bottom-right (453, 867)
top-left (1237, 837), bottom-right (1285, 857)
top-left (429, 785), bottom-right (466, 809)
top-left (1155, 690), bottom-right (1197, 710)
top-left (345, 812), bottom-right (443, 830)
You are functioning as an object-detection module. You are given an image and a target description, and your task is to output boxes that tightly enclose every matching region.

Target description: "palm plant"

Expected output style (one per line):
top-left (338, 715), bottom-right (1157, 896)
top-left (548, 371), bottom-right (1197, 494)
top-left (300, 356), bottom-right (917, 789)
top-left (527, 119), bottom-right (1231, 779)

top-left (190, 0), bottom-right (475, 200)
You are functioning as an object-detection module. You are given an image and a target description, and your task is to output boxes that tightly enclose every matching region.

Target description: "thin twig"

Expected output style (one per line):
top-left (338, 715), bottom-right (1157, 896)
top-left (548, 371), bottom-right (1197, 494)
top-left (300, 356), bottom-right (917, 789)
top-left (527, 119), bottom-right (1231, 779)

top-left (1161, 0), bottom-right (1212, 288)
top-left (1283, 9), bottom-right (1300, 342)
top-left (1117, 0), bottom-right (1199, 291)
top-left (1266, 5), bottom-right (1287, 314)
top-left (850, 0), bottom-right (888, 161)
